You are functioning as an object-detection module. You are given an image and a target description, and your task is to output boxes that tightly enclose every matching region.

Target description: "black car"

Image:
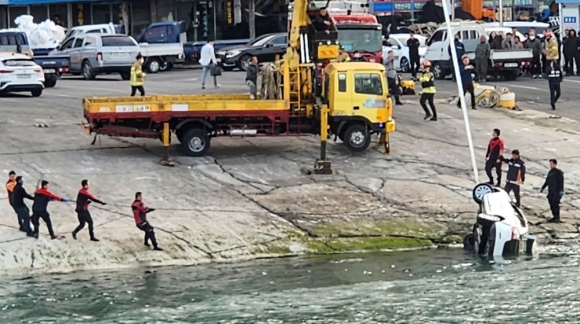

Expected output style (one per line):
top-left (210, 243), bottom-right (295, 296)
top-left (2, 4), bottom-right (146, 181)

top-left (215, 33), bottom-right (287, 71)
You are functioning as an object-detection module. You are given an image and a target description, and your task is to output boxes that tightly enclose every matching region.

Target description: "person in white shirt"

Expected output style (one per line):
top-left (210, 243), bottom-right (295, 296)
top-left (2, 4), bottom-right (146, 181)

top-left (198, 39), bottom-right (220, 89)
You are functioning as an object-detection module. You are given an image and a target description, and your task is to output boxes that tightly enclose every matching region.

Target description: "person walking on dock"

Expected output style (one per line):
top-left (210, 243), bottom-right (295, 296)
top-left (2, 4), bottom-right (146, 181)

top-left (72, 179), bottom-right (106, 242)
top-left (541, 159), bottom-right (565, 223)
top-left (132, 192), bottom-right (163, 251)
top-left (418, 60), bottom-right (437, 121)
top-left (199, 39), bottom-right (220, 89)
top-left (499, 150), bottom-right (526, 208)
top-left (485, 128), bottom-right (504, 186)
top-left (130, 53), bottom-right (146, 97)
top-left (32, 180), bottom-right (68, 240)
top-left (11, 176), bottom-right (35, 237)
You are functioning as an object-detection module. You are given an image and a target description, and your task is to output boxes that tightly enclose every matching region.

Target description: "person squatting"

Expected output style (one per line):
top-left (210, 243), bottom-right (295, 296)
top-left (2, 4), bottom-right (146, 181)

top-left (5, 173), bottom-right (163, 250)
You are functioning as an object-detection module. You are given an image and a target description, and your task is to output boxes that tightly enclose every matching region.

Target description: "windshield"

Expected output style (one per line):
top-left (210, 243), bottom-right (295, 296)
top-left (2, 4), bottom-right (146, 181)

top-left (249, 34), bottom-right (274, 47)
top-left (337, 29), bottom-right (382, 52)
top-left (101, 36), bottom-right (137, 47)
top-left (391, 36), bottom-right (427, 46)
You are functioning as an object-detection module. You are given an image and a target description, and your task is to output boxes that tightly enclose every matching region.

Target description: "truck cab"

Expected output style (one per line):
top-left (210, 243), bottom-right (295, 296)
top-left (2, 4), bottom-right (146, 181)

top-left (323, 62), bottom-right (394, 152)
top-left (330, 13), bottom-right (382, 63)
top-left (0, 29), bottom-right (33, 56)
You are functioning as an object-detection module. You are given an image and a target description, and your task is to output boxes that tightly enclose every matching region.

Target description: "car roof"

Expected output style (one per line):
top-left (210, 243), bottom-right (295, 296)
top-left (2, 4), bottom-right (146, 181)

top-left (0, 53), bottom-right (33, 60)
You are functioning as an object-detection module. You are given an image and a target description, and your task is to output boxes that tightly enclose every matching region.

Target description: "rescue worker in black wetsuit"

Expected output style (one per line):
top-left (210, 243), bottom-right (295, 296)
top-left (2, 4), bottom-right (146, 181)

top-left (72, 179), bottom-right (106, 241)
top-left (541, 159), bottom-right (565, 223)
top-left (485, 129), bottom-right (505, 186)
top-left (12, 176), bottom-right (35, 237)
top-left (132, 192), bottom-right (163, 251)
top-left (32, 180), bottom-right (68, 239)
top-left (499, 150), bottom-right (526, 208)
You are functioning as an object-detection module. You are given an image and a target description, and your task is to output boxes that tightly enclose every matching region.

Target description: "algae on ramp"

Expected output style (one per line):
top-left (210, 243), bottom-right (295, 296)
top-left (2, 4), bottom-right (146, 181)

top-left (306, 219), bottom-right (447, 240)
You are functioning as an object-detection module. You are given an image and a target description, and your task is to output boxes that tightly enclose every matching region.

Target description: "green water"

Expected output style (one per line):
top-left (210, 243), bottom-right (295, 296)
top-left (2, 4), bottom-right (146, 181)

top-left (1, 249), bottom-right (578, 323)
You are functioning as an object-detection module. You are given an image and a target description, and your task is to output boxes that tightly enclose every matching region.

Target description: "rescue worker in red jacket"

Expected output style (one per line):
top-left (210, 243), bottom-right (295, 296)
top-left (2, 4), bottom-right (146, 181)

top-left (485, 128), bottom-right (505, 186)
top-left (132, 192), bottom-right (162, 251)
top-left (32, 180), bottom-right (68, 239)
top-left (72, 179), bottom-right (106, 241)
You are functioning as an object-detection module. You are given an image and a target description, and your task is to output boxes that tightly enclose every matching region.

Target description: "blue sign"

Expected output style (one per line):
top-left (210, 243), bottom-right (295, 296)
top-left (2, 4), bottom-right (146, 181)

top-left (563, 16), bottom-right (577, 23)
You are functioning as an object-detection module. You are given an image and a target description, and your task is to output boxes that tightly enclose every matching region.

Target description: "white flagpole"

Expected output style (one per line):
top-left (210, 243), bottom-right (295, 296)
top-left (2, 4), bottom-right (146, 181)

top-left (441, 0), bottom-right (480, 184)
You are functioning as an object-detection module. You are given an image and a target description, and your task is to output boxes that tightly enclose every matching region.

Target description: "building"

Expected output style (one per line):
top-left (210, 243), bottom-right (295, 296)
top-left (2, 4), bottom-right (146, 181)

top-left (0, 0), bottom-right (264, 42)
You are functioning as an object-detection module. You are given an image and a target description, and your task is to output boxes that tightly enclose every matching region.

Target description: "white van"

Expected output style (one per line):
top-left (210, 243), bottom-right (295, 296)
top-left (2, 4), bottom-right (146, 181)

top-left (424, 22), bottom-right (533, 80)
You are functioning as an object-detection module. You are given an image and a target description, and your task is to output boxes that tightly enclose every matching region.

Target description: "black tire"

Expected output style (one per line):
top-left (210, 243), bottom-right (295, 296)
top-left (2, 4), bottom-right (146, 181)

top-left (503, 70), bottom-right (518, 81)
top-left (145, 57), bottom-right (161, 73)
top-left (31, 89), bottom-right (42, 97)
top-left (400, 57), bottom-right (410, 73)
top-left (432, 62), bottom-right (444, 80)
top-left (472, 183), bottom-right (494, 204)
top-left (120, 71), bottom-right (131, 80)
top-left (43, 77), bottom-right (57, 88)
top-left (463, 233), bottom-right (475, 249)
top-left (181, 128), bottom-right (211, 157)
top-left (222, 66), bottom-right (234, 72)
top-left (82, 60), bottom-right (96, 80)
top-left (166, 62), bottom-right (175, 71)
top-left (238, 54), bottom-right (252, 71)
top-left (342, 124), bottom-right (371, 153)
top-left (176, 127), bottom-right (187, 143)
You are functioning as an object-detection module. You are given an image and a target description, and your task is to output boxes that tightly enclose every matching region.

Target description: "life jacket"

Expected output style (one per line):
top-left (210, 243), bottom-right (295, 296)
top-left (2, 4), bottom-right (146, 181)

top-left (421, 73), bottom-right (434, 88)
top-left (130, 60), bottom-right (145, 86)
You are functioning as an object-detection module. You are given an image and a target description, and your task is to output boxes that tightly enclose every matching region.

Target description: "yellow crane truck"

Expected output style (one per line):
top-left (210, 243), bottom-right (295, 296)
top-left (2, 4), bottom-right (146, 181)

top-left (82, 0), bottom-right (396, 173)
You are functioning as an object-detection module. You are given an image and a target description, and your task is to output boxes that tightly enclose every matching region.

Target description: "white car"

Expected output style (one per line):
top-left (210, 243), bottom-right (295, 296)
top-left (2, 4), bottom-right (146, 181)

top-left (464, 183), bottom-right (538, 259)
top-left (0, 53), bottom-right (44, 97)
top-left (382, 34), bottom-right (427, 73)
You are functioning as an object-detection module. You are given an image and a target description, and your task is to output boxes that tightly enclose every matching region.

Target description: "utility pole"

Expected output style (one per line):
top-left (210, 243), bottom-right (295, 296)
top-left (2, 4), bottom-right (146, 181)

top-left (249, 0), bottom-right (256, 39)
top-left (499, 0), bottom-right (503, 26)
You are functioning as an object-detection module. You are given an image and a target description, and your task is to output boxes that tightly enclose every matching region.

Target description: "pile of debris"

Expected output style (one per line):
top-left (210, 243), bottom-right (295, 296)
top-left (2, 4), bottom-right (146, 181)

top-left (408, 19), bottom-right (485, 38)
top-left (13, 15), bottom-right (66, 49)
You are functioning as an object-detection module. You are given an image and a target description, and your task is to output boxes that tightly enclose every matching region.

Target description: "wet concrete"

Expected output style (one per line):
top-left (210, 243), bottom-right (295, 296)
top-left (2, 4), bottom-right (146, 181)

top-left (0, 70), bottom-right (578, 274)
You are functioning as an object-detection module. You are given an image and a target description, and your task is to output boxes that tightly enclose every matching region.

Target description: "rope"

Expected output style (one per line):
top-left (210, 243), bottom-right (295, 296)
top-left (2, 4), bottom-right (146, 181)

top-left (261, 63), bottom-right (283, 100)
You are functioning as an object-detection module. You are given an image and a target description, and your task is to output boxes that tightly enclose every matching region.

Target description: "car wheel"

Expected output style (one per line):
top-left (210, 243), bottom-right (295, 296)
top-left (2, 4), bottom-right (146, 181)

top-left (463, 233), bottom-right (475, 249)
top-left (238, 54), bottom-right (252, 71)
top-left (43, 77), bottom-right (57, 88)
top-left (181, 128), bottom-right (211, 157)
top-left (343, 124), bottom-right (371, 153)
top-left (82, 60), bottom-right (96, 80)
top-left (31, 89), bottom-right (42, 97)
top-left (473, 183), bottom-right (494, 204)
top-left (400, 57), bottom-right (410, 73)
top-left (432, 62), bottom-right (444, 80)
top-left (146, 57), bottom-right (160, 73)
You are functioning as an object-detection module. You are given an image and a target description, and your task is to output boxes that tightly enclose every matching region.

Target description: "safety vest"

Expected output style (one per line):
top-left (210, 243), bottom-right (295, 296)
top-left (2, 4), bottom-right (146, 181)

top-left (419, 72), bottom-right (436, 94)
top-left (130, 61), bottom-right (145, 86)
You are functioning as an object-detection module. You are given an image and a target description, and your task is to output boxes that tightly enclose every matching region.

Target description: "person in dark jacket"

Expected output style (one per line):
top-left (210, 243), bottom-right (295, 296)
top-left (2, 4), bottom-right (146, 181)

top-left (314, 7), bottom-right (332, 34)
top-left (526, 29), bottom-right (543, 78)
top-left (546, 59), bottom-right (562, 110)
top-left (448, 33), bottom-right (465, 81)
top-left (485, 129), bottom-right (504, 186)
top-left (499, 150), bottom-right (526, 208)
top-left (11, 176), bottom-right (35, 237)
top-left (246, 56), bottom-right (259, 100)
top-left (6, 170), bottom-right (20, 229)
top-left (563, 29), bottom-right (577, 75)
top-left (457, 56), bottom-right (476, 110)
top-left (489, 31), bottom-right (503, 50)
top-left (132, 192), bottom-right (163, 251)
top-left (32, 181), bottom-right (68, 239)
top-left (72, 179), bottom-right (106, 242)
top-left (541, 159), bottom-right (564, 223)
top-left (407, 31), bottom-right (421, 78)
top-left (475, 35), bottom-right (490, 83)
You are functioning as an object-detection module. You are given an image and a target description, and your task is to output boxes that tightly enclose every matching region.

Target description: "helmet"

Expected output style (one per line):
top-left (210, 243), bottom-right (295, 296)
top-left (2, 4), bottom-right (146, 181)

top-left (422, 60), bottom-right (431, 67)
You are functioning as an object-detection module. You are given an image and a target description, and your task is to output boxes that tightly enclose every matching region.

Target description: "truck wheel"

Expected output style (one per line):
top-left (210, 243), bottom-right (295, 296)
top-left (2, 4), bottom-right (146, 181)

top-left (432, 62), bottom-right (444, 80)
top-left (146, 58), bottom-right (160, 73)
top-left (181, 128), bottom-right (211, 157)
top-left (342, 124), bottom-right (371, 153)
top-left (463, 233), bottom-right (475, 249)
top-left (43, 77), bottom-right (57, 88)
top-left (82, 60), bottom-right (96, 80)
top-left (472, 183), bottom-right (494, 204)
top-left (31, 89), bottom-right (42, 97)
top-left (120, 71), bottom-right (131, 80)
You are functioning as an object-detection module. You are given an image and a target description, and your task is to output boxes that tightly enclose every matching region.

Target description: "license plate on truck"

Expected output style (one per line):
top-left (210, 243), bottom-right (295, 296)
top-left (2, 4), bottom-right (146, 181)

top-left (504, 63), bottom-right (518, 68)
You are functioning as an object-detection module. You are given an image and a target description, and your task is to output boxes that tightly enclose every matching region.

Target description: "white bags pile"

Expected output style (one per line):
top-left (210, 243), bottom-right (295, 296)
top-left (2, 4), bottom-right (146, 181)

top-left (14, 15), bottom-right (66, 48)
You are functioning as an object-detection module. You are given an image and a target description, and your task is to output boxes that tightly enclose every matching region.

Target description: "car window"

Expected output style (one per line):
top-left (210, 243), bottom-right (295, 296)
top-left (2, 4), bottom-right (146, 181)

top-left (61, 38), bottom-right (74, 49)
top-left (142, 26), bottom-right (167, 42)
top-left (73, 38), bottom-right (84, 48)
top-left (269, 36), bottom-right (287, 46)
top-left (2, 59), bottom-right (36, 67)
top-left (338, 73), bottom-right (346, 92)
top-left (251, 35), bottom-right (274, 47)
top-left (387, 38), bottom-right (400, 47)
top-left (427, 30), bottom-right (445, 46)
top-left (84, 36), bottom-right (97, 46)
top-left (101, 36), bottom-right (137, 47)
top-left (382, 39), bottom-right (392, 47)
top-left (354, 73), bottom-right (383, 96)
top-left (86, 29), bottom-right (102, 34)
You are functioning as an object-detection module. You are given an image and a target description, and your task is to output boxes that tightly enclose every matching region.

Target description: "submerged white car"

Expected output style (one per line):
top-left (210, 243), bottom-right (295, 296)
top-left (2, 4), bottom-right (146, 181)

top-left (464, 183), bottom-right (538, 258)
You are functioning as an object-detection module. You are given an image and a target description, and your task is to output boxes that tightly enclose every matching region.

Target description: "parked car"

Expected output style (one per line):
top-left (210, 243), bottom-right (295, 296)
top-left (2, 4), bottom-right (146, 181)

top-left (382, 34), bottom-right (427, 72)
top-left (215, 33), bottom-right (287, 71)
top-left (0, 53), bottom-right (45, 97)
top-left (50, 34), bottom-right (140, 80)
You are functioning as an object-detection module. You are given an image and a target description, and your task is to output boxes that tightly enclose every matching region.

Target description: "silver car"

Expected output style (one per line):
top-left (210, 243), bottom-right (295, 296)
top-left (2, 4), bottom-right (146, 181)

top-left (52, 34), bottom-right (140, 80)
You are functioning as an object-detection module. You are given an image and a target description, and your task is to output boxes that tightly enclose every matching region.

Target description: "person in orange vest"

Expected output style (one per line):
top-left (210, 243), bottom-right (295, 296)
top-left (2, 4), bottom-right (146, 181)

top-left (130, 53), bottom-right (146, 96)
top-left (6, 171), bottom-right (21, 230)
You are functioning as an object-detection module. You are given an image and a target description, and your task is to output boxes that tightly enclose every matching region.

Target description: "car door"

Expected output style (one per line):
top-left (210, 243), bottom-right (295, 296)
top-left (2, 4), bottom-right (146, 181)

top-left (263, 35), bottom-right (287, 62)
top-left (69, 37), bottom-right (85, 72)
top-left (57, 38), bottom-right (76, 71)
top-left (425, 30), bottom-right (446, 63)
